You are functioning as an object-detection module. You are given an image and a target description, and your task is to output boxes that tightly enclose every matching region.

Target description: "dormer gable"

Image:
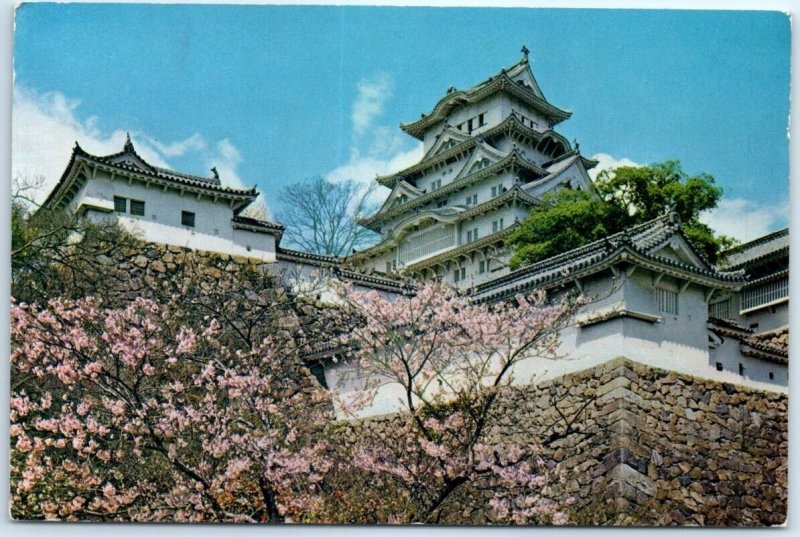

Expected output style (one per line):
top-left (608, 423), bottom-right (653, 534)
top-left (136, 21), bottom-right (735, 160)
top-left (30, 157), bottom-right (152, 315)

top-left (378, 180), bottom-right (424, 213)
top-left (453, 142), bottom-right (508, 181)
top-left (425, 125), bottom-right (471, 158)
top-left (507, 61), bottom-right (545, 100)
top-left (649, 233), bottom-right (711, 271)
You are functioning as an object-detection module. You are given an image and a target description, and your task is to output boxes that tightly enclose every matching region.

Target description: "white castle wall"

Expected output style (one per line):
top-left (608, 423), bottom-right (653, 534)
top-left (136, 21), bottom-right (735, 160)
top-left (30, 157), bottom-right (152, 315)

top-left (71, 170), bottom-right (277, 261)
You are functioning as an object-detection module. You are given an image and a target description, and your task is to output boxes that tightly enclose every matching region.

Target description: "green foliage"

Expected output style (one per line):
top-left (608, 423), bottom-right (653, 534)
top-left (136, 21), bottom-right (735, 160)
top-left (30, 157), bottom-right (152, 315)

top-left (11, 200), bottom-right (133, 303)
top-left (509, 161), bottom-right (736, 269)
top-left (509, 189), bottom-right (626, 269)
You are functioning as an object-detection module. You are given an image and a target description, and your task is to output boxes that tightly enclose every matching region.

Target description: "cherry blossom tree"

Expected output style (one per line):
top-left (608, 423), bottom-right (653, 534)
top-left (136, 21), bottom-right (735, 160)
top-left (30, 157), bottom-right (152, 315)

top-left (11, 296), bottom-right (332, 522)
top-left (334, 281), bottom-right (581, 524)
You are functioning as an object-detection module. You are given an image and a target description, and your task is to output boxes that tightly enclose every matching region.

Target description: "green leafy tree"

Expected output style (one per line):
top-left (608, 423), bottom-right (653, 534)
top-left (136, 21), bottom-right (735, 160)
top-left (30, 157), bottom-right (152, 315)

top-left (509, 160), bottom-right (735, 269)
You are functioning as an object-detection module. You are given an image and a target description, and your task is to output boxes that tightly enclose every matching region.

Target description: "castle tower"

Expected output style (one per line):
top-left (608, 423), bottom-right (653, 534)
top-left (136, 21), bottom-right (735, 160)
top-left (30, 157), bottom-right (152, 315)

top-left (350, 48), bottom-right (598, 286)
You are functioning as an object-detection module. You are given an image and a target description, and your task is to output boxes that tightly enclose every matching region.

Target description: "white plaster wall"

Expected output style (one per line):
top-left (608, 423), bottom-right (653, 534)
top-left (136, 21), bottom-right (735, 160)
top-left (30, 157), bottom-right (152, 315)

top-left (709, 337), bottom-right (788, 387)
top-left (323, 268), bottom-right (788, 419)
top-left (75, 172), bottom-right (278, 261)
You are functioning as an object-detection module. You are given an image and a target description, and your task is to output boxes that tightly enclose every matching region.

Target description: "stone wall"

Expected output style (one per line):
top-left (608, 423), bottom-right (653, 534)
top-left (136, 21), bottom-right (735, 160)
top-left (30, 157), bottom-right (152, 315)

top-left (337, 357), bottom-right (787, 526)
top-left (487, 357), bottom-right (787, 525)
top-left (85, 243), bottom-right (789, 526)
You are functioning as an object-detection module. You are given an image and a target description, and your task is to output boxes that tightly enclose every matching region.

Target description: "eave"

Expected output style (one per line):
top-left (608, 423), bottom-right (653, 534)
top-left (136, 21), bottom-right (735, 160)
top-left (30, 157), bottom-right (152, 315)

top-left (377, 114), bottom-right (572, 188)
top-left (361, 151), bottom-right (544, 230)
top-left (400, 73), bottom-right (572, 140)
top-left (404, 225), bottom-right (519, 273)
top-left (44, 145), bottom-right (258, 214)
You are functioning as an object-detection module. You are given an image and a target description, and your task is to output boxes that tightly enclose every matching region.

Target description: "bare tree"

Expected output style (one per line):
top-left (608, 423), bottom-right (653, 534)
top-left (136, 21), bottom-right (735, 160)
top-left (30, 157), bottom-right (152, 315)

top-left (276, 176), bottom-right (380, 256)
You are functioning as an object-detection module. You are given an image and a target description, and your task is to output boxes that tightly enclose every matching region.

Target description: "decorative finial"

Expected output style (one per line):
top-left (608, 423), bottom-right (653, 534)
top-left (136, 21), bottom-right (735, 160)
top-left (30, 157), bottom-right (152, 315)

top-left (211, 166), bottom-right (219, 180)
top-left (573, 138), bottom-right (580, 151)
top-left (124, 132), bottom-right (134, 152)
top-left (521, 45), bottom-right (530, 58)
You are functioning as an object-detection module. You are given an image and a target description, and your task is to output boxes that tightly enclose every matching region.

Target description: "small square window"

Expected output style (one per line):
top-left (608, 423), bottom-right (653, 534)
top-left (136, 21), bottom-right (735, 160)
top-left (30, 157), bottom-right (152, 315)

top-left (130, 200), bottom-right (145, 216)
top-left (181, 211), bottom-right (196, 228)
top-left (769, 372), bottom-right (775, 380)
top-left (738, 363), bottom-right (745, 376)
top-left (114, 196), bottom-right (127, 213)
top-left (715, 362), bottom-right (723, 371)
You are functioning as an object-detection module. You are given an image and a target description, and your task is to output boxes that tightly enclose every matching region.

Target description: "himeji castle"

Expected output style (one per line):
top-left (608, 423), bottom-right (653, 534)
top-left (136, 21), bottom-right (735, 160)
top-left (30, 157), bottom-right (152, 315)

top-left (351, 47), bottom-right (597, 286)
top-left (41, 49), bottom-right (789, 412)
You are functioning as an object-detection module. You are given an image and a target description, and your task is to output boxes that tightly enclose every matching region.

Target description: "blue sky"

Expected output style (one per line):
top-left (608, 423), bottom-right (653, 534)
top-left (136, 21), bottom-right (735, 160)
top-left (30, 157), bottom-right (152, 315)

top-left (12, 4), bottom-right (790, 241)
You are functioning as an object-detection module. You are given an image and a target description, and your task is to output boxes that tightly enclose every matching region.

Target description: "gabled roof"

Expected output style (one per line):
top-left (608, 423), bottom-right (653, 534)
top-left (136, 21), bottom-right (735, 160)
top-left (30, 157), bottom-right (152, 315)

top-left (360, 149), bottom-right (545, 231)
top-left (400, 53), bottom-right (572, 140)
top-left (43, 136), bottom-right (259, 213)
top-left (521, 152), bottom-right (595, 195)
top-left (719, 228), bottom-right (789, 270)
top-left (472, 214), bottom-right (745, 303)
top-left (376, 114), bottom-right (574, 188)
top-left (422, 125), bottom-right (472, 159)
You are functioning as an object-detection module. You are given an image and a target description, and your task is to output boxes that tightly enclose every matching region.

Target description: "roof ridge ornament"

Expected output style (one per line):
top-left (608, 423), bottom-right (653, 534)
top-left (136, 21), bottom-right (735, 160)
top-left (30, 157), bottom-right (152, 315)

top-left (124, 132), bottom-right (134, 153)
top-left (521, 45), bottom-right (530, 61)
top-left (211, 166), bottom-right (220, 180)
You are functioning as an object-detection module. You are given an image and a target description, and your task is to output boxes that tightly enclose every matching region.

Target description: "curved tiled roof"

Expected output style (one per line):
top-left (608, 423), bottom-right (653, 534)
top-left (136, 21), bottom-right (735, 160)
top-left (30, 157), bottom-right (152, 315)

top-left (719, 228), bottom-right (789, 270)
top-left (276, 247), bottom-right (412, 294)
top-left (361, 149), bottom-right (544, 231)
top-left (472, 214), bottom-right (745, 303)
top-left (400, 56), bottom-right (571, 140)
top-left (377, 114), bottom-right (573, 188)
top-left (44, 139), bottom-right (258, 212)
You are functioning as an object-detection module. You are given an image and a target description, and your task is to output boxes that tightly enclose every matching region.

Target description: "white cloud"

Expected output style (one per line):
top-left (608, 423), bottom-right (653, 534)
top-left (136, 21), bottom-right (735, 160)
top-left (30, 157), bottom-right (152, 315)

top-left (700, 198), bottom-right (789, 243)
top-left (147, 133), bottom-right (207, 157)
top-left (352, 74), bottom-right (392, 139)
top-left (325, 74), bottom-right (423, 204)
top-left (12, 86), bottom-right (256, 211)
top-left (588, 153), bottom-right (641, 180)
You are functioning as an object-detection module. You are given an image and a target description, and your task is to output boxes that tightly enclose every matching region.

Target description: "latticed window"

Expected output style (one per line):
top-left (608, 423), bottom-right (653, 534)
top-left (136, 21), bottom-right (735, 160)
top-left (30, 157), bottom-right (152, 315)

top-left (114, 196), bottom-right (127, 213)
top-left (740, 276), bottom-right (788, 311)
top-left (181, 210), bottom-right (195, 228)
top-left (709, 298), bottom-right (731, 319)
top-left (398, 225), bottom-right (455, 265)
top-left (130, 199), bottom-right (145, 216)
top-left (656, 287), bottom-right (678, 315)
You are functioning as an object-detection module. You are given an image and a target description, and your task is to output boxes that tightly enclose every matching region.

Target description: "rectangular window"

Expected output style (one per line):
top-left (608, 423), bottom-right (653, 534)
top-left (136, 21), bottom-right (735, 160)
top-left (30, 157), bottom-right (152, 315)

top-left (398, 225), bottom-right (456, 265)
top-left (478, 113), bottom-right (486, 127)
top-left (740, 276), bottom-right (788, 311)
top-left (709, 298), bottom-right (731, 319)
top-left (471, 227), bottom-right (479, 242)
top-left (769, 372), bottom-right (775, 380)
top-left (114, 196), bottom-right (127, 213)
top-left (739, 363), bottom-right (745, 376)
top-left (437, 199), bottom-right (448, 208)
top-left (466, 230), bottom-right (473, 243)
top-left (466, 194), bottom-right (477, 206)
top-left (656, 287), bottom-right (678, 315)
top-left (479, 260), bottom-right (486, 274)
top-left (453, 267), bottom-right (466, 282)
top-left (492, 218), bottom-right (504, 233)
top-left (130, 199), bottom-right (145, 216)
top-left (181, 211), bottom-right (196, 228)
top-left (467, 119), bottom-right (474, 133)
top-left (431, 179), bottom-right (442, 190)
top-left (491, 184), bottom-right (504, 198)
top-left (715, 362), bottom-right (723, 372)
